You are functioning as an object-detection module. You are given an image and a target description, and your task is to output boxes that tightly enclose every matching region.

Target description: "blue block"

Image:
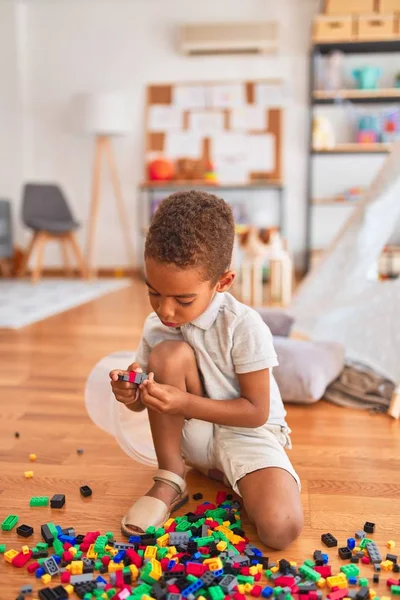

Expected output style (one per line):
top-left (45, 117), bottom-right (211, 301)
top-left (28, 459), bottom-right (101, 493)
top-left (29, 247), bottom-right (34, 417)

top-left (213, 569), bottom-right (224, 577)
top-left (53, 555), bottom-right (61, 564)
top-left (59, 534), bottom-right (76, 545)
top-left (348, 577), bottom-right (358, 586)
top-left (262, 587), bottom-right (274, 598)
top-left (167, 560), bottom-right (176, 570)
top-left (113, 550), bottom-right (126, 563)
top-left (96, 576), bottom-right (107, 584)
top-left (250, 546), bottom-right (262, 557)
top-left (321, 553), bottom-right (329, 564)
top-left (193, 552), bottom-right (201, 560)
top-left (347, 538), bottom-right (356, 550)
top-left (128, 535), bottom-right (141, 543)
top-left (35, 567), bottom-right (45, 578)
top-left (56, 525), bottom-right (63, 536)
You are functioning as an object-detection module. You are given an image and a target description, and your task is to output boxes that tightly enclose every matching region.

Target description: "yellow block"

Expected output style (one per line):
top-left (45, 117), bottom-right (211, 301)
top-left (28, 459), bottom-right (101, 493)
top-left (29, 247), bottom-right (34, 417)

top-left (4, 549), bottom-right (18, 563)
top-left (41, 574), bottom-right (51, 584)
top-left (197, 596), bottom-right (207, 600)
top-left (22, 545), bottom-right (30, 555)
top-left (327, 574), bottom-right (347, 589)
top-left (204, 557), bottom-right (223, 571)
top-left (108, 560), bottom-right (124, 572)
top-left (369, 590), bottom-right (376, 599)
top-left (105, 544), bottom-right (117, 556)
top-left (70, 560), bottom-right (83, 575)
top-left (238, 585), bottom-right (246, 594)
top-left (249, 565), bottom-right (259, 576)
top-left (29, 453), bottom-right (37, 461)
top-left (69, 547), bottom-right (77, 557)
top-left (217, 541), bottom-right (227, 552)
top-left (87, 544), bottom-right (98, 559)
top-left (64, 584), bottom-right (74, 595)
top-left (157, 534), bottom-right (170, 547)
top-left (290, 561), bottom-right (297, 567)
top-left (144, 545), bottom-right (158, 559)
top-left (231, 534), bottom-right (245, 544)
top-left (353, 546), bottom-right (361, 554)
top-left (149, 558), bottom-right (162, 581)
top-left (141, 596), bottom-right (153, 600)
top-left (166, 546), bottom-right (177, 558)
top-left (164, 518), bottom-right (175, 529)
top-left (244, 584), bottom-right (254, 593)
top-left (271, 566), bottom-right (280, 573)
top-left (317, 578), bottom-right (326, 589)
top-left (129, 564), bottom-right (139, 580)
top-left (381, 560), bottom-right (394, 571)
top-left (381, 596), bottom-right (391, 600)
top-left (24, 470), bottom-right (34, 478)
top-left (387, 540), bottom-right (396, 549)
top-left (222, 520), bottom-right (230, 527)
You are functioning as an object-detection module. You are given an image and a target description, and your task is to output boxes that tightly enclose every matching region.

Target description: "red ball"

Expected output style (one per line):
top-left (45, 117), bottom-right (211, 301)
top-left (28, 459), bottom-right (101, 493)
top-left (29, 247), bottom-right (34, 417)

top-left (148, 158), bottom-right (174, 181)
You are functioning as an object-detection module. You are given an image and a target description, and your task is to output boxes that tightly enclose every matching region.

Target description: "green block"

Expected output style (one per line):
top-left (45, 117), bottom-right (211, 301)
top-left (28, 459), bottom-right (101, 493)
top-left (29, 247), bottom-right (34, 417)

top-left (131, 583), bottom-right (152, 597)
top-left (94, 560), bottom-right (102, 571)
top-left (176, 520), bottom-right (192, 532)
top-left (360, 538), bottom-right (373, 549)
top-left (1, 514), bottom-right (18, 531)
top-left (140, 562), bottom-right (158, 585)
top-left (195, 537), bottom-right (211, 547)
top-left (284, 595), bottom-right (294, 600)
top-left (0, 544), bottom-right (6, 553)
top-left (36, 542), bottom-right (48, 551)
top-left (299, 565), bottom-right (321, 583)
top-left (200, 554), bottom-right (210, 559)
top-left (227, 542), bottom-right (239, 555)
top-left (359, 578), bottom-right (369, 587)
top-left (237, 575), bottom-right (254, 584)
top-left (274, 587), bottom-right (283, 596)
top-left (145, 525), bottom-right (157, 535)
top-left (47, 522), bottom-right (58, 537)
top-left (83, 594), bottom-right (93, 600)
top-left (229, 520), bottom-right (242, 530)
top-left (205, 508), bottom-right (227, 520)
top-left (94, 535), bottom-right (108, 553)
top-left (30, 496), bottom-right (49, 507)
top-left (106, 590), bottom-right (116, 599)
top-left (53, 539), bottom-right (64, 555)
top-left (138, 549), bottom-right (144, 557)
top-left (209, 586), bottom-right (225, 600)
top-left (38, 558), bottom-right (46, 565)
top-left (341, 564), bottom-right (360, 577)
top-left (195, 590), bottom-right (207, 598)
top-left (157, 548), bottom-right (168, 559)
top-left (391, 587), bottom-right (400, 595)
top-left (187, 575), bottom-right (198, 583)
top-left (105, 531), bottom-right (114, 541)
top-left (155, 527), bottom-right (165, 537)
top-left (265, 569), bottom-right (273, 579)
top-left (304, 559), bottom-right (315, 568)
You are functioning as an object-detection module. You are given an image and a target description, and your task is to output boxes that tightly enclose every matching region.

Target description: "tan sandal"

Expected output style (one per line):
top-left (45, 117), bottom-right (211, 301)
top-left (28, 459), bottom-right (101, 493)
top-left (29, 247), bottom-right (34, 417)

top-left (121, 469), bottom-right (188, 537)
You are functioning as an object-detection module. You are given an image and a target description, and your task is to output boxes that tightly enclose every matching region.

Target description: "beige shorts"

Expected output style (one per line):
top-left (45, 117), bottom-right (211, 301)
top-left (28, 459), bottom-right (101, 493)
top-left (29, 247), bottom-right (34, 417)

top-left (181, 419), bottom-right (300, 496)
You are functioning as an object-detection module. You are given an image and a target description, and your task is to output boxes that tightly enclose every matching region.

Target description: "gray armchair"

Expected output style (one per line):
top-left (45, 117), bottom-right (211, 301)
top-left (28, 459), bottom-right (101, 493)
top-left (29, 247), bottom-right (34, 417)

top-left (18, 184), bottom-right (87, 282)
top-left (0, 199), bottom-right (13, 277)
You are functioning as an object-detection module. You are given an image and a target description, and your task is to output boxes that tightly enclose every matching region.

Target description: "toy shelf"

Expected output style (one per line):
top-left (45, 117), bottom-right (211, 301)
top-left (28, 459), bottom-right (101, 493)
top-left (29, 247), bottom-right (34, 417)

top-left (314, 40), bottom-right (400, 55)
top-left (140, 180), bottom-right (283, 190)
top-left (313, 88), bottom-right (400, 104)
top-left (312, 197), bottom-right (361, 205)
top-left (312, 143), bottom-right (392, 154)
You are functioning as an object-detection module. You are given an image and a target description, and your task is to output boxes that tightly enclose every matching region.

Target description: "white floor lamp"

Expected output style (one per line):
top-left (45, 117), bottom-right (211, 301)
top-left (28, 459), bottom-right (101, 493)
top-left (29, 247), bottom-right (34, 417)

top-left (80, 92), bottom-right (135, 276)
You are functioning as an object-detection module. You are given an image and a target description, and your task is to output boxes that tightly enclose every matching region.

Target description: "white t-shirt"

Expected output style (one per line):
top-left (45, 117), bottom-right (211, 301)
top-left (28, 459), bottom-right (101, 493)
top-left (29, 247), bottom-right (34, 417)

top-left (135, 292), bottom-right (287, 427)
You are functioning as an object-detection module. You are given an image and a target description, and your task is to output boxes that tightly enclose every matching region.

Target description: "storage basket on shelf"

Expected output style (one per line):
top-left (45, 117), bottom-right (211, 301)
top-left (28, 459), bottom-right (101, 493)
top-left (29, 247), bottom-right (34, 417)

top-left (355, 13), bottom-right (397, 40)
top-left (324, 0), bottom-right (376, 15)
top-left (313, 15), bottom-right (355, 42)
top-left (378, 0), bottom-right (400, 13)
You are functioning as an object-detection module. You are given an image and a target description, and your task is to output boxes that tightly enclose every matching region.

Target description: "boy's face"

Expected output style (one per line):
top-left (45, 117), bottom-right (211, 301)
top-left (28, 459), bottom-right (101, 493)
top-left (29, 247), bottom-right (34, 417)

top-left (145, 258), bottom-right (235, 328)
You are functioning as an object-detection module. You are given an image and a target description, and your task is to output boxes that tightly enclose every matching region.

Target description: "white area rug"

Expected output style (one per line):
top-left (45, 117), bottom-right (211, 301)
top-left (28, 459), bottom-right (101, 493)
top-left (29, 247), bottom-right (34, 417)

top-left (0, 278), bottom-right (131, 329)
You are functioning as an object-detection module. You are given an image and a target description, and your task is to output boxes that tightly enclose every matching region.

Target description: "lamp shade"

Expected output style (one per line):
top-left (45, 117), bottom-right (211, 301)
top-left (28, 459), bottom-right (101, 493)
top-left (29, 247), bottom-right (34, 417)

top-left (79, 92), bottom-right (132, 136)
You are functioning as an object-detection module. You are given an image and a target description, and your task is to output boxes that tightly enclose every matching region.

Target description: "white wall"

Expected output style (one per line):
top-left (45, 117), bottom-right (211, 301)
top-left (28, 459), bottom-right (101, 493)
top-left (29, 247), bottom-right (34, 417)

top-left (6, 0), bottom-right (320, 268)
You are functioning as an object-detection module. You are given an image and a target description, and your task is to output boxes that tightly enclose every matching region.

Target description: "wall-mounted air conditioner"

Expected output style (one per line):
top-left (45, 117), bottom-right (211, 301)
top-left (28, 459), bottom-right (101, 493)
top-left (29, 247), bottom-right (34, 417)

top-left (179, 22), bottom-right (279, 56)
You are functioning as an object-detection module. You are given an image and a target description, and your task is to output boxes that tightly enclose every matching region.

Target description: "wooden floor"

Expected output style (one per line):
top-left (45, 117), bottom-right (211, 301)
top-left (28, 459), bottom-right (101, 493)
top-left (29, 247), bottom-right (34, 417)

top-left (0, 278), bottom-right (399, 598)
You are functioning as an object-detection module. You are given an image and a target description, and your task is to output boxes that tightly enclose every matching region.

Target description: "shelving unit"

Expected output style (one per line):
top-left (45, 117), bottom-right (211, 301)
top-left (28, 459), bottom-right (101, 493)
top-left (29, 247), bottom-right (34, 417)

top-left (305, 39), bottom-right (400, 271)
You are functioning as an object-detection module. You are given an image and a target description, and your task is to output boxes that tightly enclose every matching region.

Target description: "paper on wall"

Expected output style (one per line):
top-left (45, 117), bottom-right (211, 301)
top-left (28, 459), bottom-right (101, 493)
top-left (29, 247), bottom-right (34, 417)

top-left (212, 133), bottom-right (249, 184)
top-left (209, 83), bottom-right (245, 108)
top-left (231, 106), bottom-right (267, 131)
top-left (246, 134), bottom-right (275, 172)
top-left (164, 132), bottom-right (202, 159)
top-left (173, 85), bottom-right (207, 109)
top-left (255, 82), bottom-right (286, 107)
top-left (189, 111), bottom-right (225, 135)
top-left (148, 105), bottom-right (183, 131)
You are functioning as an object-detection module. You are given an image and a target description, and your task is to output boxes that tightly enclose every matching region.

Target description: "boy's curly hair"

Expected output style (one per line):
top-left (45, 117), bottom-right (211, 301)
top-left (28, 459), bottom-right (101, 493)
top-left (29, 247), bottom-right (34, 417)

top-left (145, 190), bottom-right (235, 282)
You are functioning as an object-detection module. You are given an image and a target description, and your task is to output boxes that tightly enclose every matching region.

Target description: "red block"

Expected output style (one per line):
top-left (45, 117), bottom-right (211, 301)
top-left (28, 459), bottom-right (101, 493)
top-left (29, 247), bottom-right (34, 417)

top-left (165, 522), bottom-right (177, 533)
top-left (115, 570), bottom-right (124, 588)
top-left (291, 586), bottom-right (299, 595)
top-left (62, 551), bottom-right (73, 562)
top-left (80, 543), bottom-right (90, 552)
top-left (251, 585), bottom-right (262, 597)
top-left (161, 558), bottom-right (170, 571)
top-left (168, 585), bottom-right (180, 594)
top-left (12, 550), bottom-right (32, 568)
top-left (186, 562), bottom-right (206, 576)
top-left (216, 491), bottom-right (228, 504)
top-left (309, 592), bottom-right (318, 600)
top-left (195, 503), bottom-right (216, 514)
top-left (198, 546), bottom-right (210, 554)
top-left (27, 561), bottom-right (40, 574)
top-left (171, 564), bottom-right (185, 573)
top-left (361, 557), bottom-right (370, 565)
top-left (275, 576), bottom-right (295, 587)
top-left (314, 566), bottom-right (332, 578)
top-left (63, 542), bottom-right (72, 550)
top-left (240, 567), bottom-right (250, 576)
top-left (234, 542), bottom-right (247, 553)
top-left (387, 578), bottom-right (400, 588)
top-left (126, 549), bottom-right (142, 568)
top-left (102, 555), bottom-right (111, 567)
top-left (61, 571), bottom-right (71, 584)
top-left (233, 594), bottom-right (246, 600)
top-left (205, 519), bottom-right (220, 529)
top-left (254, 574), bottom-right (261, 582)
top-left (328, 589), bottom-right (348, 600)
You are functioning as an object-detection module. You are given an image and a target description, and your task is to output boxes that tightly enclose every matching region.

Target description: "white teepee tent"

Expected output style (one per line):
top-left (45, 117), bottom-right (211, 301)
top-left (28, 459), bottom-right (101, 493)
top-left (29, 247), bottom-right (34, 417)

top-left (291, 143), bottom-right (400, 416)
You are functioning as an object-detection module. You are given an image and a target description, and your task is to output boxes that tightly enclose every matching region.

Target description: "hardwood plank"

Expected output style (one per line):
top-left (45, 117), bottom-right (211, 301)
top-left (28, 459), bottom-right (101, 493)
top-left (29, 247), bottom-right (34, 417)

top-left (0, 277), bottom-right (399, 598)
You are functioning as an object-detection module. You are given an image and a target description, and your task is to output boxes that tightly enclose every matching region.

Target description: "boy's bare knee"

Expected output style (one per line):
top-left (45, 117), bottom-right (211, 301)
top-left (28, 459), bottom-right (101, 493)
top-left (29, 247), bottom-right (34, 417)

top-left (148, 340), bottom-right (195, 373)
top-left (255, 509), bottom-right (303, 550)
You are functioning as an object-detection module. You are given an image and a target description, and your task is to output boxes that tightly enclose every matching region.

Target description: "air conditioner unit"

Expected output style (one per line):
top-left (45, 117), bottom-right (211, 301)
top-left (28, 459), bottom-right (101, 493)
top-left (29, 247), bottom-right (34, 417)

top-left (179, 22), bottom-right (279, 56)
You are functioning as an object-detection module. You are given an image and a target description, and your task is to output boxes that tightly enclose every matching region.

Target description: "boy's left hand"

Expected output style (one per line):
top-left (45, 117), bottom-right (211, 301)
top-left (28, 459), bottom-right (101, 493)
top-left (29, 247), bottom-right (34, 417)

top-left (140, 374), bottom-right (189, 416)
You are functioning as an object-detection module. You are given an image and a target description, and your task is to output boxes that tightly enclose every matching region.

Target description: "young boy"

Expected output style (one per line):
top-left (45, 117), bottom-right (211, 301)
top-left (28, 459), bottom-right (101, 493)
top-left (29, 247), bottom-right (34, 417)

top-left (110, 190), bottom-right (302, 550)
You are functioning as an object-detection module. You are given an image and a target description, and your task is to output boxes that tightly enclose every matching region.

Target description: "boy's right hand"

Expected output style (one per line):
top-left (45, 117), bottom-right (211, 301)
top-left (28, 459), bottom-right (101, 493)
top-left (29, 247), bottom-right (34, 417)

top-left (109, 362), bottom-right (144, 409)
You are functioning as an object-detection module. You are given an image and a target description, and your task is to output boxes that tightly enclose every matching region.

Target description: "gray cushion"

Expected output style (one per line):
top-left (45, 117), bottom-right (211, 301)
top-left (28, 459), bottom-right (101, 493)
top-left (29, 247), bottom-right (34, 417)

top-left (27, 218), bottom-right (79, 233)
top-left (273, 336), bottom-right (345, 404)
top-left (256, 307), bottom-right (294, 337)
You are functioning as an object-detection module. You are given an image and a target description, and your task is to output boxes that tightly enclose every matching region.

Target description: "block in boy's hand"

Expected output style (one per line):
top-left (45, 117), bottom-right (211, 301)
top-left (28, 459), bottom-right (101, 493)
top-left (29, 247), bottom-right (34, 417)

top-left (118, 372), bottom-right (148, 385)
